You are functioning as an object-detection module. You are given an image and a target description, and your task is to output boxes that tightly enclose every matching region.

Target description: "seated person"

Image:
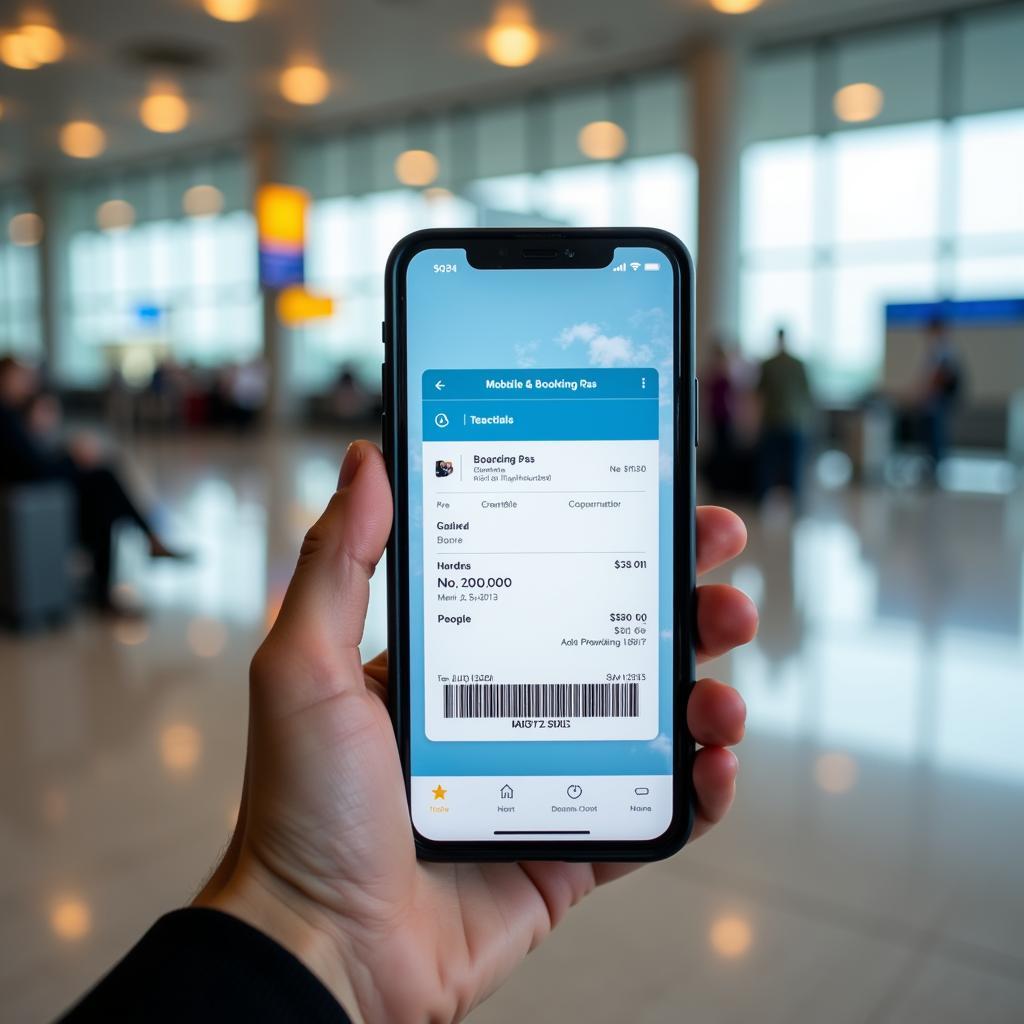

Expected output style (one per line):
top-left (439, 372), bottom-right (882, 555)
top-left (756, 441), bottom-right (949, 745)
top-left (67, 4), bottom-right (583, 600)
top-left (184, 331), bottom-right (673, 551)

top-left (0, 356), bottom-right (187, 613)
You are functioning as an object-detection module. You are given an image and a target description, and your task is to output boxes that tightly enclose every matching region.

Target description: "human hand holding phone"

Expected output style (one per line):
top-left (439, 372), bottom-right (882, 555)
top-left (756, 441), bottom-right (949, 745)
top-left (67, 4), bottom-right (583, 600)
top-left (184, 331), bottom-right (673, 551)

top-left (195, 440), bottom-right (757, 1024)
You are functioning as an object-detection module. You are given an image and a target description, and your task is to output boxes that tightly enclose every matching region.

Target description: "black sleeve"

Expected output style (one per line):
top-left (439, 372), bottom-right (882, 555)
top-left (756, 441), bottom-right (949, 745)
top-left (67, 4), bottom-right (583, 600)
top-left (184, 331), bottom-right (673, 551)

top-left (58, 908), bottom-right (354, 1024)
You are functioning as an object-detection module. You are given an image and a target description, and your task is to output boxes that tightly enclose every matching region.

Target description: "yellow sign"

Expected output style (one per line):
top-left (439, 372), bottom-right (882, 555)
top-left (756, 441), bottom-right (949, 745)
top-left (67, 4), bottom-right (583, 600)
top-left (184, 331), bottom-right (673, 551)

top-left (276, 285), bottom-right (336, 326)
top-left (256, 183), bottom-right (308, 247)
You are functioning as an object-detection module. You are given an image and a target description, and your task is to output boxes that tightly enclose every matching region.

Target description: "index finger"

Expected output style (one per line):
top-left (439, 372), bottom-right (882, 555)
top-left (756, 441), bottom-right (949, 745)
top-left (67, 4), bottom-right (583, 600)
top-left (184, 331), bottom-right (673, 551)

top-left (696, 506), bottom-right (747, 576)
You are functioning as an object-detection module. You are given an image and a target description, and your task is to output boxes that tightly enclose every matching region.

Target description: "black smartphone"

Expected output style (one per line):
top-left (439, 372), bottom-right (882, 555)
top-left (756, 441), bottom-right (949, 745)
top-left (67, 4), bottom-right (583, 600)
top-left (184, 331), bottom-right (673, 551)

top-left (383, 228), bottom-right (696, 862)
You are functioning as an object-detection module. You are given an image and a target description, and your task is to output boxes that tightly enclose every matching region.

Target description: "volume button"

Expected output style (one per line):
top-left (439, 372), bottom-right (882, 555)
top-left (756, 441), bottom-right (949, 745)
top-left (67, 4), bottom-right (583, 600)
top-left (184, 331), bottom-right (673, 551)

top-left (694, 377), bottom-right (699, 447)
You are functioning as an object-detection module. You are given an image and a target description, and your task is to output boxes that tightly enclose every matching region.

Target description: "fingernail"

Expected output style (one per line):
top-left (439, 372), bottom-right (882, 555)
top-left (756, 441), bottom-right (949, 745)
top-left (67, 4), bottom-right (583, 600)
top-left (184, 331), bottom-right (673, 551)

top-left (339, 442), bottom-right (363, 489)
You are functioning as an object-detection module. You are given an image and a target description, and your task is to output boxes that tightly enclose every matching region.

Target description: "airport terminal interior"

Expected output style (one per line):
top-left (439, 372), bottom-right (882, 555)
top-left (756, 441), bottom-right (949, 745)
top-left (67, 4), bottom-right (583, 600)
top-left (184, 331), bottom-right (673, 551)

top-left (1, 0), bottom-right (1023, 1021)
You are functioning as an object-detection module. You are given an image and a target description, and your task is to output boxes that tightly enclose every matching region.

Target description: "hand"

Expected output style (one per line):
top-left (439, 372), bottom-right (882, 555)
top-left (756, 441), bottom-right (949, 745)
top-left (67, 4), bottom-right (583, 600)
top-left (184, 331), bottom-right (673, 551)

top-left (196, 441), bottom-right (757, 1024)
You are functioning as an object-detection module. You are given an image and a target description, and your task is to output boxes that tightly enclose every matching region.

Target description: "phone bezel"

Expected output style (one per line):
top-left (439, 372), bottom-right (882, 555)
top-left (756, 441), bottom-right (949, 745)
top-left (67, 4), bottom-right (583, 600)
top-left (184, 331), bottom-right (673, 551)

top-left (384, 228), bottom-right (696, 862)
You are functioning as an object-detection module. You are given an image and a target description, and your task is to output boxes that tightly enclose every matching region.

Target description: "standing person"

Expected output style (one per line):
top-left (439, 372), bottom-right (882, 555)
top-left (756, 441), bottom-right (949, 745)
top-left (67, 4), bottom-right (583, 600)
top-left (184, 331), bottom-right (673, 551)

top-left (706, 338), bottom-right (739, 457)
top-left (917, 315), bottom-right (962, 478)
top-left (0, 356), bottom-right (189, 613)
top-left (756, 327), bottom-right (815, 507)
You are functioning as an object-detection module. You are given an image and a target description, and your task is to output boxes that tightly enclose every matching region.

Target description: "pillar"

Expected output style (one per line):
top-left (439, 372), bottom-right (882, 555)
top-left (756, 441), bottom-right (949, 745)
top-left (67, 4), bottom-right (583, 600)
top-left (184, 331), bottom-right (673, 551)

top-left (689, 41), bottom-right (744, 369)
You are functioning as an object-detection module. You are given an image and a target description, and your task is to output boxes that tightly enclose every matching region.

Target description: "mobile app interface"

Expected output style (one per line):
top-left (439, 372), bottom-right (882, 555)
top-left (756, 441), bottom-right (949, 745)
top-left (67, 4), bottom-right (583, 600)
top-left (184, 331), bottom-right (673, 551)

top-left (405, 248), bottom-right (679, 842)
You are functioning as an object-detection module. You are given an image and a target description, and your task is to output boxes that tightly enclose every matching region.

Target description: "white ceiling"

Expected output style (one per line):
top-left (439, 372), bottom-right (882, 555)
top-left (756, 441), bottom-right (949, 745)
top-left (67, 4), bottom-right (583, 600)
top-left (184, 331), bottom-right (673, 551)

top-left (0, 0), bottom-right (998, 181)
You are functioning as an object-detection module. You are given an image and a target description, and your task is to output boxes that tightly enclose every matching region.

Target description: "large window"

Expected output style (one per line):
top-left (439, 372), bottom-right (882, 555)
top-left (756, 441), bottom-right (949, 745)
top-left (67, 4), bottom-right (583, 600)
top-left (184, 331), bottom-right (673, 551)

top-left (740, 111), bottom-right (1024, 400)
top-left (0, 191), bottom-right (42, 359)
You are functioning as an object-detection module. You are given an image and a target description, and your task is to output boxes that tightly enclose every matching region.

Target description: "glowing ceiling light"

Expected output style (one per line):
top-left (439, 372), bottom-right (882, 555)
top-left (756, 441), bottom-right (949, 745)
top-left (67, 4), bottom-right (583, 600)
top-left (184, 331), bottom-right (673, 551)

top-left (50, 897), bottom-right (92, 941)
top-left (203, 0), bottom-right (259, 21)
top-left (9, 211), bottom-right (43, 246)
top-left (484, 3), bottom-right (540, 68)
top-left (578, 120), bottom-right (628, 161)
top-left (140, 83), bottom-right (189, 133)
top-left (183, 183), bottom-right (225, 217)
top-left (709, 914), bottom-right (753, 958)
top-left (22, 22), bottom-right (65, 63)
top-left (709, 0), bottom-right (763, 13)
top-left (0, 31), bottom-right (40, 69)
top-left (59, 120), bottom-right (106, 159)
top-left (160, 723), bottom-right (202, 775)
top-left (96, 199), bottom-right (135, 232)
top-left (814, 752), bottom-right (858, 794)
top-left (833, 82), bottom-right (884, 123)
top-left (279, 63), bottom-right (329, 105)
top-left (395, 149), bottom-right (439, 187)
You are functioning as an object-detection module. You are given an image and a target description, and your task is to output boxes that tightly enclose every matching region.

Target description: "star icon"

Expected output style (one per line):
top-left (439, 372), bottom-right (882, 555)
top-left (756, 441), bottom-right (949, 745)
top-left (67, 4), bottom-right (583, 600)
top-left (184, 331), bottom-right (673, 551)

top-left (432, 784), bottom-right (447, 801)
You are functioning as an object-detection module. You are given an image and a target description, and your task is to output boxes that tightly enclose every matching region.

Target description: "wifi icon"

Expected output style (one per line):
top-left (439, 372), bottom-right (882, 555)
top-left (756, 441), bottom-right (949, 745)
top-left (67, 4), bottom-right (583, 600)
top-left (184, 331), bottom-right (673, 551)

top-left (630, 262), bottom-right (641, 271)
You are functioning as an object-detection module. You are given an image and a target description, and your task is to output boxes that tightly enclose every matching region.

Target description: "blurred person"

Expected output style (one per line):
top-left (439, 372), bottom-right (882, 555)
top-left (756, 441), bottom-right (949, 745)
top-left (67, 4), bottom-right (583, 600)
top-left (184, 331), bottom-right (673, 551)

top-left (706, 336), bottom-right (740, 457)
top-left (0, 355), bottom-right (188, 613)
top-left (916, 315), bottom-right (963, 477)
top-left (59, 441), bottom-right (757, 1023)
top-left (755, 327), bottom-right (815, 508)
top-left (329, 363), bottom-right (378, 422)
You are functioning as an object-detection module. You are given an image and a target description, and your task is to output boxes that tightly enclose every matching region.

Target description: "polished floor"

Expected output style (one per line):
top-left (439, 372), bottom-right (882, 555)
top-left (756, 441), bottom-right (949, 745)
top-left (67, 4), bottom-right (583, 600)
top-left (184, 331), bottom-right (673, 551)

top-left (1, 433), bottom-right (1023, 1023)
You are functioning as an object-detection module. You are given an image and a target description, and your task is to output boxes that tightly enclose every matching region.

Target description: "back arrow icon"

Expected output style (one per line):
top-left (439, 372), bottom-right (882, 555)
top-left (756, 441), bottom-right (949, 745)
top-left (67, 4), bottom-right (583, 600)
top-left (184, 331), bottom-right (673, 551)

top-left (434, 380), bottom-right (446, 391)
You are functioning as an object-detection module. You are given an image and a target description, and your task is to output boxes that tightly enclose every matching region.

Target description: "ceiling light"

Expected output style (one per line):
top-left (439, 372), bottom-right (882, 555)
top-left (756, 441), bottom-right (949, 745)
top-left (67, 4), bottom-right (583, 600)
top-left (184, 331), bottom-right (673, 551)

top-left (279, 63), bottom-right (329, 105)
top-left (395, 149), bottom-right (439, 187)
top-left (22, 22), bottom-right (65, 63)
top-left (709, 914), bottom-right (753, 958)
top-left (0, 31), bottom-right (40, 69)
top-left (833, 82), bottom-right (884, 123)
top-left (49, 897), bottom-right (92, 941)
top-left (59, 120), bottom-right (106, 159)
top-left (484, 3), bottom-right (540, 68)
top-left (709, 0), bottom-right (763, 13)
top-left (140, 83), bottom-right (189, 133)
top-left (9, 212), bottom-right (43, 246)
top-left (183, 183), bottom-right (225, 217)
top-left (578, 120), bottom-right (628, 160)
top-left (203, 0), bottom-right (259, 21)
top-left (96, 199), bottom-right (135, 232)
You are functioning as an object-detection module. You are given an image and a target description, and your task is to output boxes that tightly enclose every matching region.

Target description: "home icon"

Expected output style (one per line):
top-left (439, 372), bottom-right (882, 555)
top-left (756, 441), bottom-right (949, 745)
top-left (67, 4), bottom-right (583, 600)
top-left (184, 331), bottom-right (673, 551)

top-left (499, 784), bottom-right (514, 800)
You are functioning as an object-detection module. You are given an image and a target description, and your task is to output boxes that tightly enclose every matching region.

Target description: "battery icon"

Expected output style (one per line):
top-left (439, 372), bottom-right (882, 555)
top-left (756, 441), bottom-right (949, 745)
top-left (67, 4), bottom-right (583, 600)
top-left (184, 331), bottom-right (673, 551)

top-left (643, 262), bottom-right (660, 271)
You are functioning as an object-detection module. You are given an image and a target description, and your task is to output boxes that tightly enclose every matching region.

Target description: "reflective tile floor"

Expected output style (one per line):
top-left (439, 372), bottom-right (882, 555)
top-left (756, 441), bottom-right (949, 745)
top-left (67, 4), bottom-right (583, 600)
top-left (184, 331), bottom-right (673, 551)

top-left (1, 433), bottom-right (1022, 1023)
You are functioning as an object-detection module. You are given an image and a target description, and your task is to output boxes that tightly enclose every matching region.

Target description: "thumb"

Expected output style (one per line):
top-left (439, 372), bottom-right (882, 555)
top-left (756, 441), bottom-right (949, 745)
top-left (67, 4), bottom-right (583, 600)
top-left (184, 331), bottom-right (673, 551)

top-left (258, 440), bottom-right (393, 693)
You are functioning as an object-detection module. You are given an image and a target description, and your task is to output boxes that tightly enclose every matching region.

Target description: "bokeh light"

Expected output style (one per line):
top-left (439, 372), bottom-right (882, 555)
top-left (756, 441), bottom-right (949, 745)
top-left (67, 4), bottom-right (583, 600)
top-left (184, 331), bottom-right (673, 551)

top-left (9, 212), bottom-right (44, 247)
top-left (49, 897), bottom-right (92, 941)
top-left (578, 120), bottom-right (628, 160)
top-left (140, 85), bottom-right (189, 133)
top-left (709, 0), bottom-right (763, 13)
top-left (203, 0), bottom-right (259, 22)
top-left (709, 914), bottom-right (753, 958)
top-left (186, 616), bottom-right (228, 658)
top-left (280, 63), bottom-right (329, 105)
top-left (484, 4), bottom-right (540, 68)
top-left (59, 120), bottom-right (106, 159)
top-left (183, 183), bottom-right (225, 217)
top-left (96, 199), bottom-right (135, 232)
top-left (160, 723), bottom-right (202, 775)
top-left (833, 82), bottom-right (885, 123)
top-left (814, 752), bottom-right (859, 794)
top-left (395, 149), bottom-right (440, 187)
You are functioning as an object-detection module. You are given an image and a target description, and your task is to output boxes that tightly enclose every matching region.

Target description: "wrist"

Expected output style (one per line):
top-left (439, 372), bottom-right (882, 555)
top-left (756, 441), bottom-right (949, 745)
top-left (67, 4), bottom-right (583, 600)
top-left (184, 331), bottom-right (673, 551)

top-left (194, 856), bottom-right (368, 1024)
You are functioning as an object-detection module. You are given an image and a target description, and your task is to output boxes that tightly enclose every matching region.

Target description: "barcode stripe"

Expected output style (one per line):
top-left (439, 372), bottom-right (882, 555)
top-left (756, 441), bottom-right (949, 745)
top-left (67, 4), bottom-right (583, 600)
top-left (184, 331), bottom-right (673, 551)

top-left (442, 683), bottom-right (639, 719)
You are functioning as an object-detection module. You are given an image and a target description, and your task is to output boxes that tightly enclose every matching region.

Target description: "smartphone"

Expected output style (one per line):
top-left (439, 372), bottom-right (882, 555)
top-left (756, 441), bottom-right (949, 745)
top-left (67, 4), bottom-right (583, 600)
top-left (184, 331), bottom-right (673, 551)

top-left (383, 228), bottom-right (695, 862)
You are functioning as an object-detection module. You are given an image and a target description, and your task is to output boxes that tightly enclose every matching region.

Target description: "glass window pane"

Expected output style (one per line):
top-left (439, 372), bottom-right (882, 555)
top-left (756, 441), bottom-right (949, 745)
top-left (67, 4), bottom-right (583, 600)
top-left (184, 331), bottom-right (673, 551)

top-left (961, 5), bottom-right (1024, 116)
top-left (745, 47), bottom-right (816, 144)
top-left (956, 110), bottom-right (1024, 238)
top-left (740, 265), bottom-right (816, 361)
top-left (831, 122), bottom-right (942, 245)
top-left (741, 137), bottom-right (817, 251)
top-left (953, 255), bottom-right (1024, 300)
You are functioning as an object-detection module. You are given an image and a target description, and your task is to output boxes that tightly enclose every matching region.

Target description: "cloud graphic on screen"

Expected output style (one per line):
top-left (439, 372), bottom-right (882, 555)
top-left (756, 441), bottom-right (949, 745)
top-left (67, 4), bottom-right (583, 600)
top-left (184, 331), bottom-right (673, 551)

top-left (557, 321), bottom-right (653, 367)
top-left (514, 339), bottom-right (541, 367)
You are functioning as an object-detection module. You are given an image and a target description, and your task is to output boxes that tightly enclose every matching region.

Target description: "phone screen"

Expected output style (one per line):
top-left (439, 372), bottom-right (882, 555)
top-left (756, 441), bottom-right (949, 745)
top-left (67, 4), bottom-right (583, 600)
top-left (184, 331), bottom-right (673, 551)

top-left (402, 245), bottom-right (682, 844)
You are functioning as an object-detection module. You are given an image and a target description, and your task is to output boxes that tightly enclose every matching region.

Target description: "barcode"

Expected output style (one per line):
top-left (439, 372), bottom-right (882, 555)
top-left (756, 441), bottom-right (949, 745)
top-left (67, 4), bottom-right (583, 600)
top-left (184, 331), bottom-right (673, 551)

top-left (442, 682), bottom-right (639, 719)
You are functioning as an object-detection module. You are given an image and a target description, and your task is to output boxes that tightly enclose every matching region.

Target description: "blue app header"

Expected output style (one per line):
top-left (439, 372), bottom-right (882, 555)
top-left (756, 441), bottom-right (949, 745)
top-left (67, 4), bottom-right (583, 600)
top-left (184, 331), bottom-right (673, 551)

top-left (422, 368), bottom-right (659, 442)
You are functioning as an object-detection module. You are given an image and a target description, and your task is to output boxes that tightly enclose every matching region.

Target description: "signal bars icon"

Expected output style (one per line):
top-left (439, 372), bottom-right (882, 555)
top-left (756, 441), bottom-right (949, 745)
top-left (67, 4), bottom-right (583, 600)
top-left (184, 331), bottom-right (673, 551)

top-left (612, 262), bottom-right (627, 272)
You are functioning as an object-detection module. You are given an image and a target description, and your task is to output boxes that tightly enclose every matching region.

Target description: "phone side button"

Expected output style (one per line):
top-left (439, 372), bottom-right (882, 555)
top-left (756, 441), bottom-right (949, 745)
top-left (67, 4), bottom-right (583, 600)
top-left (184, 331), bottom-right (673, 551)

top-left (693, 377), bottom-right (699, 447)
top-left (381, 320), bottom-right (387, 346)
